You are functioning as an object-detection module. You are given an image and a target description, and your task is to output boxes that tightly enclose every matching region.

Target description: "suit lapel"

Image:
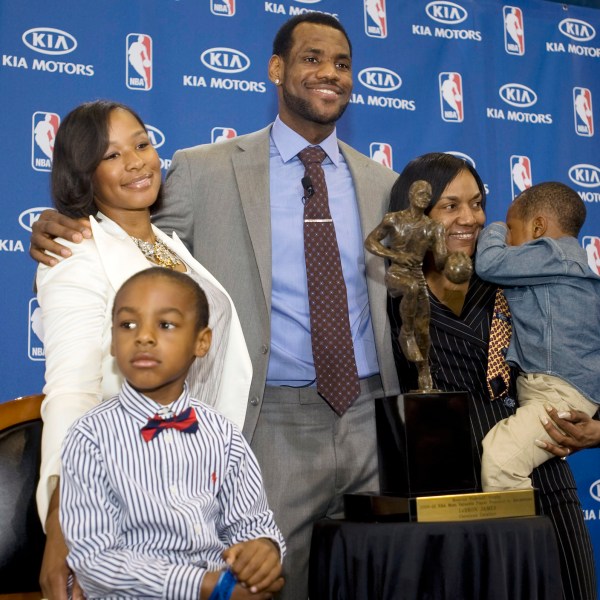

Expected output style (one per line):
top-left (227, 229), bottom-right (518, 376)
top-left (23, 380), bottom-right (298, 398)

top-left (341, 142), bottom-right (389, 356)
top-left (342, 141), bottom-right (387, 242)
top-left (232, 126), bottom-right (273, 308)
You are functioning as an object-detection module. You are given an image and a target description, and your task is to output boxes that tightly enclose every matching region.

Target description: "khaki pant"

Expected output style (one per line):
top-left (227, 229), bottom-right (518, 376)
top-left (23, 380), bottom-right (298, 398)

top-left (482, 373), bottom-right (598, 492)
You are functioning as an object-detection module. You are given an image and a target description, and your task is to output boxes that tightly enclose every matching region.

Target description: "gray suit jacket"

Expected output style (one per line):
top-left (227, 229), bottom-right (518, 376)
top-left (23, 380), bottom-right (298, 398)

top-left (157, 124), bottom-right (400, 439)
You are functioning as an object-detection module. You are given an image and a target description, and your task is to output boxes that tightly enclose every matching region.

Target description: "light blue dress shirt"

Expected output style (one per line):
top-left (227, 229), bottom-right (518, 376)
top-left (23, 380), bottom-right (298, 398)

top-left (266, 117), bottom-right (378, 386)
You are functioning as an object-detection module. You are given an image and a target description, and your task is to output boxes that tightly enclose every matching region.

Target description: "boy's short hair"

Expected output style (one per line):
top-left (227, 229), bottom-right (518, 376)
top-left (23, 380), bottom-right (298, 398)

top-left (113, 268), bottom-right (209, 332)
top-left (514, 181), bottom-right (586, 237)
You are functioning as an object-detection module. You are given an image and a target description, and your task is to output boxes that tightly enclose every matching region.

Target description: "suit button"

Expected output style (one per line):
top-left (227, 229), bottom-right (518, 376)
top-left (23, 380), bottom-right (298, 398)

top-left (250, 396), bottom-right (259, 406)
top-left (260, 345), bottom-right (268, 354)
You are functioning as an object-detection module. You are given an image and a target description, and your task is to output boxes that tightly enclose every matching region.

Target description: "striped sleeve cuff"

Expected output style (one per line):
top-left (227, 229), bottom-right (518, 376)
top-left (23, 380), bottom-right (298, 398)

top-left (165, 564), bottom-right (206, 600)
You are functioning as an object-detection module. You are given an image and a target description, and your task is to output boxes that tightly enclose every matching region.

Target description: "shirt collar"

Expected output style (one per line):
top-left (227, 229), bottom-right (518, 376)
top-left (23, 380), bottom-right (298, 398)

top-left (271, 115), bottom-right (341, 166)
top-left (118, 380), bottom-right (193, 425)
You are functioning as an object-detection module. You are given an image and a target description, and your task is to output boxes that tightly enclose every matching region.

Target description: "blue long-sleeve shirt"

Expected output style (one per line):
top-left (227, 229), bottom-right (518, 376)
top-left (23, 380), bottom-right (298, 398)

top-left (476, 222), bottom-right (600, 405)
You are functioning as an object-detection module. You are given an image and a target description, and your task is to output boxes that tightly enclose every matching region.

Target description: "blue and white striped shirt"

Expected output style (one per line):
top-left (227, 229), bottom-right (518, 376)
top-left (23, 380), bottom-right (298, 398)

top-left (60, 381), bottom-right (285, 600)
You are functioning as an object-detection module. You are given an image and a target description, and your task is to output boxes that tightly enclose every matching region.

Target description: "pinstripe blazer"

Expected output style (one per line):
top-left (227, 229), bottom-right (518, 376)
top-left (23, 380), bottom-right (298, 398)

top-left (157, 124), bottom-right (401, 440)
top-left (389, 274), bottom-right (597, 599)
top-left (389, 273), bottom-right (579, 493)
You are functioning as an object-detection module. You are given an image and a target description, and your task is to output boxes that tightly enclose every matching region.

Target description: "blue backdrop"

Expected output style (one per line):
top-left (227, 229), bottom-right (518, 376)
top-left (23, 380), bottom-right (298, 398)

top-left (2, 0), bottom-right (600, 588)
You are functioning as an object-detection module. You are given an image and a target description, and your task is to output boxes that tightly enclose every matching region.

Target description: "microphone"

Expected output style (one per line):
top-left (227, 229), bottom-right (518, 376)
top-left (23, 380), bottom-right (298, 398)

top-left (301, 176), bottom-right (314, 203)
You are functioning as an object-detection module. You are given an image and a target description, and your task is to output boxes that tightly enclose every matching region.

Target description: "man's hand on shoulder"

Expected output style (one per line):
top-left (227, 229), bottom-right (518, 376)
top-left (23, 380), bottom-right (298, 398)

top-left (30, 210), bottom-right (92, 267)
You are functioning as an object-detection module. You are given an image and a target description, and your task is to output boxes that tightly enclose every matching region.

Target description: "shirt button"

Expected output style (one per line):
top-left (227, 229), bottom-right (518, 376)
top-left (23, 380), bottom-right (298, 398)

top-left (260, 344), bottom-right (269, 355)
top-left (170, 485), bottom-right (177, 495)
top-left (249, 396), bottom-right (259, 406)
top-left (194, 523), bottom-right (203, 535)
top-left (164, 432), bottom-right (173, 443)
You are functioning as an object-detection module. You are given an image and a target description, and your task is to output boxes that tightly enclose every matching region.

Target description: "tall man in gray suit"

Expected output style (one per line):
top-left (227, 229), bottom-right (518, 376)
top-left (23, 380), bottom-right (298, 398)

top-left (31, 14), bottom-right (400, 600)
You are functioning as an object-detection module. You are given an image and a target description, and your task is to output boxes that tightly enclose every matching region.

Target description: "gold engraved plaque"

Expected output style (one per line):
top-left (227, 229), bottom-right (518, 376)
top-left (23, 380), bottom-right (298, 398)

top-left (413, 489), bottom-right (537, 522)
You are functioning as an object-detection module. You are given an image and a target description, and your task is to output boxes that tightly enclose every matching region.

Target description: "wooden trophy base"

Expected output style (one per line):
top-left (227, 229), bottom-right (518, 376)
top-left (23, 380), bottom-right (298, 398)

top-left (344, 489), bottom-right (539, 522)
top-left (344, 393), bottom-right (538, 522)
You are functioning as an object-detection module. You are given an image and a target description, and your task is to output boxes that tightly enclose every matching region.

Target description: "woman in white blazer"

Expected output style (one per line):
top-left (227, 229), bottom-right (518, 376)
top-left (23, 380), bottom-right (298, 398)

top-left (35, 100), bottom-right (252, 596)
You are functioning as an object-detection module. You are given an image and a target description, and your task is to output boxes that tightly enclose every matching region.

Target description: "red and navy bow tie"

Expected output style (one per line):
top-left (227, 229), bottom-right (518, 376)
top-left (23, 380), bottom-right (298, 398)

top-left (140, 406), bottom-right (199, 442)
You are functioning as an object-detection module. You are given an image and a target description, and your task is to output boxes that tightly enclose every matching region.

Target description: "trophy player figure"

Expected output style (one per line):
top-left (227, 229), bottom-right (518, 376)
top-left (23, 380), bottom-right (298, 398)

top-left (365, 180), bottom-right (472, 391)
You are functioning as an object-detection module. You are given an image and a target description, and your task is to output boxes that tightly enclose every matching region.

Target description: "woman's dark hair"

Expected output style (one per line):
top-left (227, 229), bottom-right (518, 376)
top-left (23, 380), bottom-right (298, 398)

top-left (272, 13), bottom-right (352, 59)
top-left (389, 152), bottom-right (487, 214)
top-left (51, 100), bottom-right (151, 218)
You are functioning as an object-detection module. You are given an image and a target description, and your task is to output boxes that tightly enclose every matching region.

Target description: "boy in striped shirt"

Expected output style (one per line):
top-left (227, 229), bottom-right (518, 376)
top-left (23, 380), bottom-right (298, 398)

top-left (60, 268), bottom-right (285, 599)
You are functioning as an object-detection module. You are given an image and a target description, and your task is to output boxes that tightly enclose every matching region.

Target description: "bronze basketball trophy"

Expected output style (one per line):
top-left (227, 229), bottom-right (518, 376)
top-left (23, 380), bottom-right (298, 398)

top-left (344, 181), bottom-right (536, 522)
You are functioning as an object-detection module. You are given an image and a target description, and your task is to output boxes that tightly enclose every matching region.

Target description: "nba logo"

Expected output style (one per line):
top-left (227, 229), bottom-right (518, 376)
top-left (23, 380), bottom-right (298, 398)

top-left (211, 127), bottom-right (237, 143)
top-left (211, 0), bottom-right (235, 16)
top-left (126, 33), bottom-right (152, 91)
top-left (439, 73), bottom-right (464, 123)
top-left (583, 237), bottom-right (600, 274)
top-left (510, 155), bottom-right (532, 199)
top-left (504, 7), bottom-right (525, 55)
top-left (28, 298), bottom-right (45, 361)
top-left (32, 111), bottom-right (59, 172)
top-left (364, 0), bottom-right (387, 39)
top-left (370, 142), bottom-right (393, 169)
top-left (574, 88), bottom-right (593, 137)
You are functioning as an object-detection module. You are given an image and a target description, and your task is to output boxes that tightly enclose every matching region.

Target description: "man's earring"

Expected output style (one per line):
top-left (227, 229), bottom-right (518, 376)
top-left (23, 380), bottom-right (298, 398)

top-left (274, 78), bottom-right (280, 85)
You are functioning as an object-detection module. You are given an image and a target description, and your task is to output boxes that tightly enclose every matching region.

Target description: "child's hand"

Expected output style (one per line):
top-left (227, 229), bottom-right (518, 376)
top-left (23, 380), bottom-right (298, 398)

top-left (201, 570), bottom-right (284, 600)
top-left (223, 538), bottom-right (283, 594)
top-left (230, 581), bottom-right (284, 599)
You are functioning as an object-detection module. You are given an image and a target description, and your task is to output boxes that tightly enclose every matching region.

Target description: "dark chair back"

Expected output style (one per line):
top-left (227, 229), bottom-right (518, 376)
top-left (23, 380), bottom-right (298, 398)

top-left (0, 395), bottom-right (45, 596)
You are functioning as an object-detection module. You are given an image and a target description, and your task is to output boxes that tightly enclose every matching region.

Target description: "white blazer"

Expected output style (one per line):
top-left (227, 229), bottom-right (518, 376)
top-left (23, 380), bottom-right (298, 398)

top-left (35, 214), bottom-right (252, 525)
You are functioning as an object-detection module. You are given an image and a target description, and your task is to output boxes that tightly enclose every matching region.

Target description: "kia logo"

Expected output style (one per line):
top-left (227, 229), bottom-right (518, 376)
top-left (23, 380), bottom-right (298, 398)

top-left (568, 164), bottom-right (600, 188)
top-left (499, 83), bottom-right (538, 108)
top-left (590, 479), bottom-right (600, 502)
top-left (559, 18), bottom-right (595, 42)
top-left (145, 124), bottom-right (165, 149)
top-left (425, 1), bottom-right (468, 25)
top-left (19, 207), bottom-right (52, 232)
top-left (200, 47), bottom-right (250, 73)
top-left (22, 27), bottom-right (77, 55)
top-left (445, 151), bottom-right (476, 168)
top-left (358, 67), bottom-right (402, 92)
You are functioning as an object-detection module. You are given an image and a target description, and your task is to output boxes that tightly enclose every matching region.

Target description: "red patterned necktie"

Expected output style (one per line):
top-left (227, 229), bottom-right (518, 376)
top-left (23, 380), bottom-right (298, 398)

top-left (140, 406), bottom-right (199, 442)
top-left (486, 289), bottom-right (512, 401)
top-left (299, 146), bottom-right (360, 416)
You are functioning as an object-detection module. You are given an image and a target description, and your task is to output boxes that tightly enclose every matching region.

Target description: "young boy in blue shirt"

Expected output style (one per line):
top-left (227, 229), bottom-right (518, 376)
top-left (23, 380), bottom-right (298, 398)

top-left (476, 181), bottom-right (600, 492)
top-left (60, 267), bottom-right (285, 599)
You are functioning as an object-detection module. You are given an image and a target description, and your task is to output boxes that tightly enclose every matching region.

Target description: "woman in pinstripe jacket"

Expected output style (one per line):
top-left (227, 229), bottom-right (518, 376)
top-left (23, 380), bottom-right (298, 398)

top-left (388, 152), bottom-right (596, 600)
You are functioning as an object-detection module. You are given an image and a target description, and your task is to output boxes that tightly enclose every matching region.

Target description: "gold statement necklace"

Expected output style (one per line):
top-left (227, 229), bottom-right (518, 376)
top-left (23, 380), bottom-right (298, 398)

top-left (130, 236), bottom-right (182, 269)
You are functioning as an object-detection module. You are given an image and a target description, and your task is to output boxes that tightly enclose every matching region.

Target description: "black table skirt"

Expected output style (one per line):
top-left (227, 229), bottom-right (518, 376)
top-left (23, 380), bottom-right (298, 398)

top-left (309, 516), bottom-right (562, 600)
